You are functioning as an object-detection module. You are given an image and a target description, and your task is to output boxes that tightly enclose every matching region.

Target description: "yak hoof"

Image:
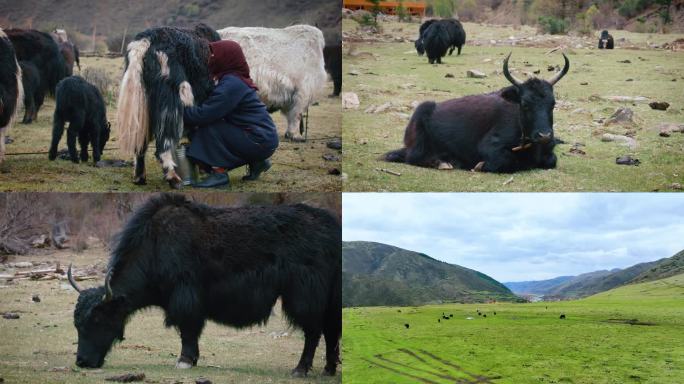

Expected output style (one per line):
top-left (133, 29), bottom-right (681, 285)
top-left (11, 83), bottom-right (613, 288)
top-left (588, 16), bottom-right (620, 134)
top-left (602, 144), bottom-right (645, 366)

top-left (291, 367), bottom-right (308, 378)
top-left (133, 177), bottom-right (147, 185)
top-left (322, 367), bottom-right (337, 376)
top-left (437, 161), bottom-right (453, 170)
top-left (471, 161), bottom-right (485, 172)
top-left (285, 131), bottom-right (306, 143)
top-left (175, 357), bottom-right (193, 369)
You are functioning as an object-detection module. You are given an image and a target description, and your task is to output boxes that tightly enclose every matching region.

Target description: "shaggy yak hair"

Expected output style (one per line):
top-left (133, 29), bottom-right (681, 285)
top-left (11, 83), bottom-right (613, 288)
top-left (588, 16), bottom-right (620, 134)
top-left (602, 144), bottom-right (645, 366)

top-left (68, 193), bottom-right (341, 377)
top-left (0, 28), bottom-right (23, 164)
top-left (49, 76), bottom-right (110, 164)
top-left (415, 19), bottom-right (466, 58)
top-left (598, 30), bottom-right (614, 49)
top-left (423, 21), bottom-right (451, 64)
top-left (18, 61), bottom-right (40, 124)
top-left (5, 28), bottom-right (67, 124)
top-left (217, 25), bottom-right (327, 142)
top-left (385, 53), bottom-right (570, 173)
top-left (116, 25), bottom-right (218, 188)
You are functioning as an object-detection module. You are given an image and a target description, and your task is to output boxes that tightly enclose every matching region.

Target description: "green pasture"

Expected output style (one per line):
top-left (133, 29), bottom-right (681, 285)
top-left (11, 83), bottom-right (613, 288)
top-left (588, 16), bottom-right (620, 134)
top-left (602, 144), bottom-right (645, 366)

top-left (342, 273), bottom-right (684, 383)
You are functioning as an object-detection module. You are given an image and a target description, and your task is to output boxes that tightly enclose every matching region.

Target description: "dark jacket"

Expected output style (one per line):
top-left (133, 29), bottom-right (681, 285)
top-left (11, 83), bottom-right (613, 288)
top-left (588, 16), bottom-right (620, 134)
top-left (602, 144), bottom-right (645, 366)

top-left (183, 75), bottom-right (278, 169)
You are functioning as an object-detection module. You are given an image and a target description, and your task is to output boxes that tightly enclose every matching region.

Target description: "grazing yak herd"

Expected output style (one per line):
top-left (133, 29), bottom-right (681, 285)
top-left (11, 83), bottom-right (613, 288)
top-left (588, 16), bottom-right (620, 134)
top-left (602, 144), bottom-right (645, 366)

top-left (67, 193), bottom-right (341, 376)
top-left (381, 19), bottom-right (619, 174)
top-left (0, 22), bottom-right (341, 188)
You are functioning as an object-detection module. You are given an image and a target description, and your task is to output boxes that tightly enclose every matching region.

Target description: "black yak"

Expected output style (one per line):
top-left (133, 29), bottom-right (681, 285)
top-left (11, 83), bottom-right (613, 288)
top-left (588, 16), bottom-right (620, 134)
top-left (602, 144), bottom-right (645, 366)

top-left (598, 30), bottom-right (614, 49)
top-left (415, 19), bottom-right (466, 59)
top-left (385, 53), bottom-right (570, 173)
top-left (560, 314), bottom-right (566, 319)
top-left (423, 21), bottom-right (450, 64)
top-left (0, 28), bottom-right (23, 163)
top-left (18, 61), bottom-right (40, 124)
top-left (68, 194), bottom-right (341, 377)
top-left (324, 44), bottom-right (342, 97)
top-left (5, 29), bottom-right (67, 124)
top-left (116, 25), bottom-right (218, 187)
top-left (405, 323), bottom-right (410, 329)
top-left (49, 76), bottom-right (110, 164)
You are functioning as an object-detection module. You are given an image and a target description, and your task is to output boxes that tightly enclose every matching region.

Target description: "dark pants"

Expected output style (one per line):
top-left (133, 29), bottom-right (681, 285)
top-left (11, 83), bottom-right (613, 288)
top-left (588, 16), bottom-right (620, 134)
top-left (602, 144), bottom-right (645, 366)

top-left (187, 122), bottom-right (278, 171)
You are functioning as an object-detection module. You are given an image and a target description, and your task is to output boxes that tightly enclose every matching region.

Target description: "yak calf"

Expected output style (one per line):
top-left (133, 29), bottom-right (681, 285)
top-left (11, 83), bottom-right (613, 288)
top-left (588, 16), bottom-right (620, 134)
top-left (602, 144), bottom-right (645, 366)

top-left (49, 76), bottom-right (110, 164)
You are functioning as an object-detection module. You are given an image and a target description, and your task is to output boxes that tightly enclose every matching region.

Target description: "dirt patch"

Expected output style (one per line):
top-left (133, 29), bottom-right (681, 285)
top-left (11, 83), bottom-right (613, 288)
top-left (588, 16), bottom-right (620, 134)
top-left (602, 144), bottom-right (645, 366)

top-left (606, 318), bottom-right (656, 326)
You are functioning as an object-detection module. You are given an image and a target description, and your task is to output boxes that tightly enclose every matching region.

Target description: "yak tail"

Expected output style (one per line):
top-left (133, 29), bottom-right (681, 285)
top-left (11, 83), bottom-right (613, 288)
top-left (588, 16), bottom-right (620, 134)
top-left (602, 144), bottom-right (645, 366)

top-left (383, 101), bottom-right (436, 164)
top-left (384, 148), bottom-right (407, 163)
top-left (117, 38), bottom-right (151, 157)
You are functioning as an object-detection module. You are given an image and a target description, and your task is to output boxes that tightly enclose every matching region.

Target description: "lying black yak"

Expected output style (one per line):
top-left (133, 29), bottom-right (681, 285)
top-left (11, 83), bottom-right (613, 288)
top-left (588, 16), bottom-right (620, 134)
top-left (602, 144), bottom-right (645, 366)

top-left (68, 193), bottom-right (341, 377)
top-left (49, 76), bottom-right (110, 164)
top-left (5, 28), bottom-right (67, 124)
top-left (117, 25), bottom-right (218, 187)
top-left (598, 30), bottom-right (614, 49)
top-left (385, 53), bottom-right (570, 173)
top-left (0, 28), bottom-right (23, 163)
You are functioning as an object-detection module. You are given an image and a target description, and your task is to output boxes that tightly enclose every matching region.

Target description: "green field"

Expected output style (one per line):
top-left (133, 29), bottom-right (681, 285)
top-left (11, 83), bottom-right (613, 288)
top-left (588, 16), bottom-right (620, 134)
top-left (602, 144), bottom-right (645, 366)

top-left (342, 20), bottom-right (684, 191)
top-left (0, 56), bottom-right (341, 192)
top-left (342, 273), bottom-right (684, 383)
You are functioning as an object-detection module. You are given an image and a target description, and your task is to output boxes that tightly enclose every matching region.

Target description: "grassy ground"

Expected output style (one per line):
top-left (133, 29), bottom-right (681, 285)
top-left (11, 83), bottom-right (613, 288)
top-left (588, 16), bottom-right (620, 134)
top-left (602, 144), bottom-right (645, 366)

top-left (342, 273), bottom-right (684, 384)
top-left (342, 20), bottom-right (684, 191)
top-left (0, 248), bottom-right (341, 384)
top-left (0, 56), bottom-right (341, 192)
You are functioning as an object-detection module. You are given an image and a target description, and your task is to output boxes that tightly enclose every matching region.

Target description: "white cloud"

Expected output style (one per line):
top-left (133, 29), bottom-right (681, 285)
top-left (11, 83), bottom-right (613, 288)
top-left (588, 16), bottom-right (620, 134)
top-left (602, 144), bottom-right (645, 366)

top-left (343, 193), bottom-right (684, 282)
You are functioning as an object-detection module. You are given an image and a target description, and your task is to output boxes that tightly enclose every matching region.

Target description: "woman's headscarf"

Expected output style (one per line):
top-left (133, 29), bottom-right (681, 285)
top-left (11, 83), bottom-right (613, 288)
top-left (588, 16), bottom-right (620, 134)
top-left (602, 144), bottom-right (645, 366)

top-left (207, 40), bottom-right (258, 91)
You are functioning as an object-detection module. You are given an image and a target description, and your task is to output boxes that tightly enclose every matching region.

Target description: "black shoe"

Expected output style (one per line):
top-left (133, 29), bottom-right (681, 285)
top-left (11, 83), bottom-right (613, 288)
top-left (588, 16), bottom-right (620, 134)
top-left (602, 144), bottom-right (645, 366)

top-left (193, 172), bottom-right (229, 188)
top-left (242, 159), bottom-right (271, 181)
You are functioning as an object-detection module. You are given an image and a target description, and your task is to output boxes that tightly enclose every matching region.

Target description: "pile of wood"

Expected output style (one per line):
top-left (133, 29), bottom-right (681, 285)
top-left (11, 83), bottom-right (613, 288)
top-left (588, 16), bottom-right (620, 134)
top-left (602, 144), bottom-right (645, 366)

top-left (0, 261), bottom-right (101, 282)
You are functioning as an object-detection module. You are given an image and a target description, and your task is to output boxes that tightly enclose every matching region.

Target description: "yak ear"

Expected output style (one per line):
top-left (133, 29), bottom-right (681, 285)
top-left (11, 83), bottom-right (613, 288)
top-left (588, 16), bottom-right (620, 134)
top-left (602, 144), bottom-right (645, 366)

top-left (94, 295), bottom-right (127, 317)
top-left (500, 86), bottom-right (520, 103)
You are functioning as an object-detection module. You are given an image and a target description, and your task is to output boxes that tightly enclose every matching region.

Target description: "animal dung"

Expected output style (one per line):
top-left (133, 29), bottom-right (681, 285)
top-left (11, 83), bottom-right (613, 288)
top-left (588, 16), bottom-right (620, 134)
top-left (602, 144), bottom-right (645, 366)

top-left (32, 294), bottom-right (40, 303)
top-left (105, 372), bottom-right (146, 382)
top-left (616, 155), bottom-right (641, 166)
top-left (648, 101), bottom-right (670, 111)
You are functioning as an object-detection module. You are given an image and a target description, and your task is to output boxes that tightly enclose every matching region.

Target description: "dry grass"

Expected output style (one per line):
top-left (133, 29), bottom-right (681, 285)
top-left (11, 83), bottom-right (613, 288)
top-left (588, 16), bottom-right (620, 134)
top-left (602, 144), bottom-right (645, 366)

top-left (342, 20), bottom-right (684, 192)
top-left (0, 56), bottom-right (341, 192)
top-left (0, 247), bottom-right (341, 384)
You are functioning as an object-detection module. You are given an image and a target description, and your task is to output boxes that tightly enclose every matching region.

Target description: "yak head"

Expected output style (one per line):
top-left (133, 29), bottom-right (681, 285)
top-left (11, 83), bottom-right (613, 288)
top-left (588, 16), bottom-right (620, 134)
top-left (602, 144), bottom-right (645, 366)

top-left (69, 265), bottom-right (127, 368)
top-left (101, 121), bottom-right (112, 153)
top-left (414, 38), bottom-right (425, 55)
top-left (500, 52), bottom-right (569, 145)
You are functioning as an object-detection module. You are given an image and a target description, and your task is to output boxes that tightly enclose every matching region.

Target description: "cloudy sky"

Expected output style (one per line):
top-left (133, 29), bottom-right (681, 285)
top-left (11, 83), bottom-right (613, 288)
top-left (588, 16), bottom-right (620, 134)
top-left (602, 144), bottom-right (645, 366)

top-left (343, 193), bottom-right (684, 282)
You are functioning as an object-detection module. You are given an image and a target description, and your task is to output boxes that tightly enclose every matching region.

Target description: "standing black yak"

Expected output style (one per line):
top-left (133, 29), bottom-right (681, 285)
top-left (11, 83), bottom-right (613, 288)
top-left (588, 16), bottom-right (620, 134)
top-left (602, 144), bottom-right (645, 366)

top-left (5, 28), bottom-right (67, 124)
top-left (0, 28), bottom-right (23, 164)
top-left (116, 25), bottom-right (218, 187)
top-left (598, 30), bottom-right (614, 49)
top-left (68, 193), bottom-right (341, 377)
top-left (18, 61), bottom-right (40, 124)
top-left (415, 19), bottom-right (466, 59)
top-left (385, 53), bottom-right (570, 173)
top-left (49, 76), bottom-right (110, 164)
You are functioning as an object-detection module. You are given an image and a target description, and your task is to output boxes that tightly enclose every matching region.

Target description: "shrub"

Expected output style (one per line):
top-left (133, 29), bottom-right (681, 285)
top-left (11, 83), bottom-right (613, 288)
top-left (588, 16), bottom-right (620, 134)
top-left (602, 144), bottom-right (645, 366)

top-left (538, 15), bottom-right (568, 35)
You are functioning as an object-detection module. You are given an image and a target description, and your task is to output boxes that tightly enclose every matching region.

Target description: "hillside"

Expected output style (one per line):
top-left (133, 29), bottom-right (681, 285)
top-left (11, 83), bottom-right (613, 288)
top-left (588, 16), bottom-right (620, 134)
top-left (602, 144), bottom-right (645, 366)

top-left (630, 250), bottom-right (684, 284)
top-left (584, 272), bottom-right (684, 303)
top-left (504, 275), bottom-right (573, 295)
top-left (0, 0), bottom-right (341, 46)
top-left (342, 241), bottom-right (518, 307)
top-left (505, 249), bottom-right (684, 300)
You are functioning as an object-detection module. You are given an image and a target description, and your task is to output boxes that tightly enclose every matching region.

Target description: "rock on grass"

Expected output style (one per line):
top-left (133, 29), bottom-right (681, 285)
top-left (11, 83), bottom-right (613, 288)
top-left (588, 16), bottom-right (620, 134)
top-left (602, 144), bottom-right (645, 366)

top-left (649, 101), bottom-right (670, 111)
top-left (467, 70), bottom-right (487, 78)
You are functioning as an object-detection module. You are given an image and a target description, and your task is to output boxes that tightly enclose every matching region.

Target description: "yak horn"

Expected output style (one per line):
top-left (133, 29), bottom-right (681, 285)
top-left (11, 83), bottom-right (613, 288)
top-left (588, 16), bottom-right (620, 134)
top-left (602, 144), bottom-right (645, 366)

top-left (67, 264), bottom-right (82, 293)
top-left (503, 52), bottom-right (523, 88)
top-left (548, 53), bottom-right (570, 86)
top-left (103, 269), bottom-right (113, 302)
